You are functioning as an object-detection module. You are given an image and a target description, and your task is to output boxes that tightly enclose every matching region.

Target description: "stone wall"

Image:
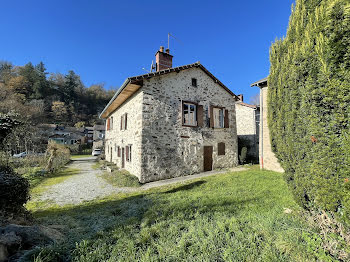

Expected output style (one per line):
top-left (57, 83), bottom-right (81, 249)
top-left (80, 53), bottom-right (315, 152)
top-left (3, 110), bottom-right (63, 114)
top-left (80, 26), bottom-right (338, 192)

top-left (235, 103), bottom-right (259, 162)
top-left (260, 85), bottom-right (284, 172)
top-left (104, 89), bottom-right (144, 179)
top-left (140, 67), bottom-right (238, 183)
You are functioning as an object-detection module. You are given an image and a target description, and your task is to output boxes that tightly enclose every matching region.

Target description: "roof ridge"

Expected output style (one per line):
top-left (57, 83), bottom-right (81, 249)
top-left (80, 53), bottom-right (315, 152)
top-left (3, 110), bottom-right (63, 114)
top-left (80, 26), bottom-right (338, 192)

top-left (100, 62), bottom-right (238, 118)
top-left (236, 101), bottom-right (259, 109)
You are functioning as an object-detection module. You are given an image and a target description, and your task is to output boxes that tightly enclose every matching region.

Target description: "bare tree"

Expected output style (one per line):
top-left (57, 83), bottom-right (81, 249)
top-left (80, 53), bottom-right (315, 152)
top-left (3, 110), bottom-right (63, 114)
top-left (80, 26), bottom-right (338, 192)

top-left (249, 93), bottom-right (260, 106)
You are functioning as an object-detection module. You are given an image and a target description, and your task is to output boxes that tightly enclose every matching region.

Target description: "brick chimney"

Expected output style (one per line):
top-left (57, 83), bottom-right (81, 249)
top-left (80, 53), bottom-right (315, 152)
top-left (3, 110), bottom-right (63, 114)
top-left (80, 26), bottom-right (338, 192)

top-left (238, 94), bottom-right (243, 101)
top-left (155, 46), bottom-right (173, 71)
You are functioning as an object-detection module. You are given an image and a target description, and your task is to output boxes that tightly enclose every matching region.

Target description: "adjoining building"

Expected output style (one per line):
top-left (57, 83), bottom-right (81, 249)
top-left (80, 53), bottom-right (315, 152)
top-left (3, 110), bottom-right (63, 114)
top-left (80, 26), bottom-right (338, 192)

top-left (235, 94), bottom-right (260, 163)
top-left (92, 124), bottom-right (105, 150)
top-left (100, 47), bottom-right (239, 183)
top-left (251, 78), bottom-right (284, 172)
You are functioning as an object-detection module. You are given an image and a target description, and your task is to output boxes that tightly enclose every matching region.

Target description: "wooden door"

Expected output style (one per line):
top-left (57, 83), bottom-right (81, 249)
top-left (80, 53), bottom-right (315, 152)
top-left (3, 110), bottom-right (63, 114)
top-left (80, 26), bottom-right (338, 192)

top-left (203, 146), bottom-right (213, 171)
top-left (122, 147), bottom-right (125, 168)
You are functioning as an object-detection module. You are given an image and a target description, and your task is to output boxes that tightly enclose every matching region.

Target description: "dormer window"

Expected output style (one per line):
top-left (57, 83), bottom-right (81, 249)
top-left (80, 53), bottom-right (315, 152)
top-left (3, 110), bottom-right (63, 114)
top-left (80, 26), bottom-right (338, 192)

top-left (192, 78), bottom-right (197, 87)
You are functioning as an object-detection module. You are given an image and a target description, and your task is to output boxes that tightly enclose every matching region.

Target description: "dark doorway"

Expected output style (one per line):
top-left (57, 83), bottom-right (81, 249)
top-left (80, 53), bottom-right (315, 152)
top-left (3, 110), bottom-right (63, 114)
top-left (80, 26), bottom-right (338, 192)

top-left (110, 147), bottom-right (112, 162)
top-left (122, 147), bottom-right (125, 168)
top-left (203, 146), bottom-right (213, 171)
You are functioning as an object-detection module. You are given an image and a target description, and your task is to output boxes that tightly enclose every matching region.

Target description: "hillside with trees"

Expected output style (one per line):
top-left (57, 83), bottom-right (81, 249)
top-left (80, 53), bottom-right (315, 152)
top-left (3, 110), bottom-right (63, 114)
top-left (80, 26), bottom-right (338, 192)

top-left (0, 61), bottom-right (114, 151)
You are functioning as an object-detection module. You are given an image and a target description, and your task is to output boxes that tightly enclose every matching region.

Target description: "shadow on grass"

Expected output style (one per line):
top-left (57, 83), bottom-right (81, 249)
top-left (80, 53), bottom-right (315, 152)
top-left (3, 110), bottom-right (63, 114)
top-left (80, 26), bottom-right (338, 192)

top-left (164, 181), bottom-right (206, 193)
top-left (27, 173), bottom-right (284, 261)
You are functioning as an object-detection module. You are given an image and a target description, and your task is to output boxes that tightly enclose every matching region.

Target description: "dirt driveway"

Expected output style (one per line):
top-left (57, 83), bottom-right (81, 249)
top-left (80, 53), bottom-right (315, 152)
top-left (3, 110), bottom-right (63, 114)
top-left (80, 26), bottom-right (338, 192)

top-left (33, 157), bottom-right (135, 206)
top-left (32, 157), bottom-right (246, 206)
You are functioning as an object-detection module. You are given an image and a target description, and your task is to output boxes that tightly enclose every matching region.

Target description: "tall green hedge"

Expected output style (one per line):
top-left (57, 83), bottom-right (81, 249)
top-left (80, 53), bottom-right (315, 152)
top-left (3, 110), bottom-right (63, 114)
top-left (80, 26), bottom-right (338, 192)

top-left (268, 0), bottom-right (350, 224)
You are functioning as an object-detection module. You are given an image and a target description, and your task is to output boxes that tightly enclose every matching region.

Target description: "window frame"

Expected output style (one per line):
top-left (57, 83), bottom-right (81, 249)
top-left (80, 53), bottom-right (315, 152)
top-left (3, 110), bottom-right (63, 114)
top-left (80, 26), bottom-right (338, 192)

top-left (191, 78), bottom-right (197, 87)
top-left (218, 142), bottom-right (225, 155)
top-left (212, 106), bottom-right (225, 128)
top-left (120, 113), bottom-right (128, 131)
top-left (182, 101), bottom-right (198, 127)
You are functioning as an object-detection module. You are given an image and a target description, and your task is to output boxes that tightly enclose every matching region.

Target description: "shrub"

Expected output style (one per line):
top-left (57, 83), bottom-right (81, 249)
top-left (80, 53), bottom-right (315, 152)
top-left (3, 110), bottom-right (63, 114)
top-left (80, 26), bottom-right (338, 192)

top-left (46, 142), bottom-right (71, 172)
top-left (239, 147), bottom-right (247, 165)
top-left (0, 165), bottom-right (30, 213)
top-left (268, 0), bottom-right (350, 225)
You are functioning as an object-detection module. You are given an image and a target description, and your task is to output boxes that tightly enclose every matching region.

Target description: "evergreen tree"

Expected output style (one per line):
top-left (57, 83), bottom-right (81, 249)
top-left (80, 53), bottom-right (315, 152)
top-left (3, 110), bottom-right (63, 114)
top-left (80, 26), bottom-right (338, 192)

top-left (268, 0), bottom-right (350, 224)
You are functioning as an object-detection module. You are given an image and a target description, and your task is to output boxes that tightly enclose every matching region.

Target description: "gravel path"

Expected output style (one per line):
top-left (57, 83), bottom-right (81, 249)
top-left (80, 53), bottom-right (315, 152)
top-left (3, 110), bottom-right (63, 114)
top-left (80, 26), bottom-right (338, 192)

top-left (34, 157), bottom-right (247, 206)
top-left (35, 157), bottom-right (135, 206)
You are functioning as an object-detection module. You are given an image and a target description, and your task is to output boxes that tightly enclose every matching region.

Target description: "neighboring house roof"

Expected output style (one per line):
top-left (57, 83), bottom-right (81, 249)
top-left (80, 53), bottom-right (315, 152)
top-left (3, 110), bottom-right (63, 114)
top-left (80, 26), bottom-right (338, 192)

top-left (250, 77), bottom-right (268, 87)
top-left (49, 134), bottom-right (64, 139)
top-left (38, 123), bottom-right (57, 129)
top-left (93, 125), bottom-right (105, 131)
top-left (100, 62), bottom-right (239, 119)
top-left (236, 101), bottom-right (259, 109)
top-left (49, 132), bottom-right (83, 140)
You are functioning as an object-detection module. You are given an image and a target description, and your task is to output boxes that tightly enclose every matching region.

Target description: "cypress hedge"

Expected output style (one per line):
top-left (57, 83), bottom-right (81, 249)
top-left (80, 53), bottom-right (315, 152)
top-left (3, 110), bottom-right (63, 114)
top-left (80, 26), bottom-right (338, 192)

top-left (268, 0), bottom-right (350, 225)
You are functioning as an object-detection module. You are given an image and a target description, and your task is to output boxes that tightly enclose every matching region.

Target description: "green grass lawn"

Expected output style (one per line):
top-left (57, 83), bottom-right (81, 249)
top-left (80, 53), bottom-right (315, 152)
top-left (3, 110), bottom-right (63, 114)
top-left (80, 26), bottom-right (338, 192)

top-left (25, 167), bottom-right (332, 262)
top-left (21, 167), bottom-right (80, 189)
top-left (100, 169), bottom-right (141, 188)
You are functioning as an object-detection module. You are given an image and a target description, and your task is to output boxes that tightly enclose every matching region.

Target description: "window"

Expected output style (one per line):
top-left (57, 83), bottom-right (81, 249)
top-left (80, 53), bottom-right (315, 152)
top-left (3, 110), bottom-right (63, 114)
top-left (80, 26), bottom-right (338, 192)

top-left (117, 146), bottom-right (121, 157)
top-left (126, 145), bottom-right (132, 162)
top-left (121, 113), bottom-right (127, 130)
top-left (218, 142), bottom-right (225, 155)
top-left (213, 108), bottom-right (224, 128)
top-left (183, 102), bottom-right (197, 126)
top-left (110, 117), bottom-right (113, 130)
top-left (192, 78), bottom-right (197, 87)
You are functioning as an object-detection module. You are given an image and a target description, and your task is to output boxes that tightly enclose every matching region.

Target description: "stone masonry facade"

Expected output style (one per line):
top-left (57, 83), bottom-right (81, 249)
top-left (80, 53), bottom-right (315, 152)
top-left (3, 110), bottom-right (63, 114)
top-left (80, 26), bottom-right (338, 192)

top-left (104, 66), bottom-right (238, 183)
top-left (105, 90), bottom-right (144, 179)
top-left (259, 84), bottom-right (284, 172)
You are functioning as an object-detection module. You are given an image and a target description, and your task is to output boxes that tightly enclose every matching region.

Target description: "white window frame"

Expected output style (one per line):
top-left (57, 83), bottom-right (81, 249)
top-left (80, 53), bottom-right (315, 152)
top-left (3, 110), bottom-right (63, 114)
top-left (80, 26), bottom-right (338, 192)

top-left (183, 102), bottom-right (197, 126)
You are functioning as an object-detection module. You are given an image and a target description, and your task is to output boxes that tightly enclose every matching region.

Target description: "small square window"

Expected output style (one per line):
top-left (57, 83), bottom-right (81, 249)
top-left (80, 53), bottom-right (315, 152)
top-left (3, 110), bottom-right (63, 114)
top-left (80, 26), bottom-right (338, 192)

top-left (192, 78), bottom-right (197, 87)
top-left (218, 142), bottom-right (225, 155)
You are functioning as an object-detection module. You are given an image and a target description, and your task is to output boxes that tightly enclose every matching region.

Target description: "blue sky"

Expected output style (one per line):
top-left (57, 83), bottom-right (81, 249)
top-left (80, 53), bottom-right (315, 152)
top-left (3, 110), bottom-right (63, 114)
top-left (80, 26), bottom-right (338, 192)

top-left (1, 0), bottom-right (294, 103)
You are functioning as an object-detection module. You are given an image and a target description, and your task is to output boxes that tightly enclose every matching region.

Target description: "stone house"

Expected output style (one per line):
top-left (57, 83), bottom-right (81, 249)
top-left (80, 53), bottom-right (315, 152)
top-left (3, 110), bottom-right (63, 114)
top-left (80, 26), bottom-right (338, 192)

top-left (48, 132), bottom-right (83, 145)
top-left (100, 47), bottom-right (239, 183)
top-left (235, 94), bottom-right (260, 163)
top-left (92, 124), bottom-right (105, 150)
top-left (85, 127), bottom-right (94, 144)
top-left (251, 78), bottom-right (284, 172)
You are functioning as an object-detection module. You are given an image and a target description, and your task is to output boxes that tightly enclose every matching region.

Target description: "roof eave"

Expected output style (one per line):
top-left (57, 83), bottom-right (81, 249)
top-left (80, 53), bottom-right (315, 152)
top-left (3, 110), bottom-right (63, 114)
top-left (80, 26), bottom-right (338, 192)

top-left (99, 78), bottom-right (131, 119)
top-left (250, 77), bottom-right (268, 87)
